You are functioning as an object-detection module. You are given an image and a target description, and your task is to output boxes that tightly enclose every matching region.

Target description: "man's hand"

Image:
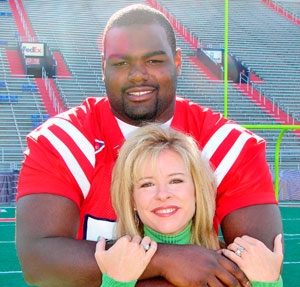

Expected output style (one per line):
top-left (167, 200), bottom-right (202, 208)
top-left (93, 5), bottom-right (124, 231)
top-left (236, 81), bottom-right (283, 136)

top-left (141, 243), bottom-right (250, 287)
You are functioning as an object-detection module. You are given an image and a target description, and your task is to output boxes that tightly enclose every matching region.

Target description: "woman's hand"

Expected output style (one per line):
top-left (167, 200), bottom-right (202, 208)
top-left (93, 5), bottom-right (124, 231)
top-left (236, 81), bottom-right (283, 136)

top-left (222, 234), bottom-right (283, 282)
top-left (95, 235), bottom-right (157, 282)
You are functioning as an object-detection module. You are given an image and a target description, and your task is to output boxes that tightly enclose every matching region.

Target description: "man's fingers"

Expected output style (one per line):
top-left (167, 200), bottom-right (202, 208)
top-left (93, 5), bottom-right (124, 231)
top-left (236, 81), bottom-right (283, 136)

top-left (205, 276), bottom-right (224, 287)
top-left (217, 256), bottom-right (250, 287)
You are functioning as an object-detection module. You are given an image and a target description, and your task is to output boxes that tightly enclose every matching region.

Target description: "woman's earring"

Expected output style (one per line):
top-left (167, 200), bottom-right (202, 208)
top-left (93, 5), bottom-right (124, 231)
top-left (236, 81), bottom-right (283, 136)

top-left (134, 211), bottom-right (140, 227)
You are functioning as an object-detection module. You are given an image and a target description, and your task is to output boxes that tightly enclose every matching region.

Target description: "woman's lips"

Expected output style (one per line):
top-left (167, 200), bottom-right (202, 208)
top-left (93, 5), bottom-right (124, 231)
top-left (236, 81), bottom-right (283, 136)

top-left (152, 206), bottom-right (179, 217)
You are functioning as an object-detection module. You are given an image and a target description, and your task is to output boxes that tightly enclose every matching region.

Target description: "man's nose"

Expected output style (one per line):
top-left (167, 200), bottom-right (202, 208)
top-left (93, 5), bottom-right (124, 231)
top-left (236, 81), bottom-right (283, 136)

top-left (128, 62), bottom-right (149, 83)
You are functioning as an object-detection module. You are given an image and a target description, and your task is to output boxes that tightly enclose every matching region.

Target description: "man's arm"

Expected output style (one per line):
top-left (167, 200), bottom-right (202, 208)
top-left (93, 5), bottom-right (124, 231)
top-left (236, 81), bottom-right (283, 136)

top-left (137, 204), bottom-right (283, 287)
top-left (16, 194), bottom-right (102, 287)
top-left (221, 204), bottom-right (283, 250)
top-left (139, 242), bottom-right (250, 287)
top-left (16, 193), bottom-right (251, 287)
top-left (16, 194), bottom-right (177, 287)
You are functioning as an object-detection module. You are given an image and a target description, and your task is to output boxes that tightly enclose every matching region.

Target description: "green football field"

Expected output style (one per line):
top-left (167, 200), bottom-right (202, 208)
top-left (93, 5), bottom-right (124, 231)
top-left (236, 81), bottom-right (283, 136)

top-left (0, 204), bottom-right (299, 287)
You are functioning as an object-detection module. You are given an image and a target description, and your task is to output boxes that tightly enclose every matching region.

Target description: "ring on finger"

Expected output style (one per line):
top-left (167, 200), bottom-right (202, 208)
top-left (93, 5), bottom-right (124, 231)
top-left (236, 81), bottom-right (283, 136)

top-left (140, 242), bottom-right (150, 251)
top-left (235, 246), bottom-right (244, 257)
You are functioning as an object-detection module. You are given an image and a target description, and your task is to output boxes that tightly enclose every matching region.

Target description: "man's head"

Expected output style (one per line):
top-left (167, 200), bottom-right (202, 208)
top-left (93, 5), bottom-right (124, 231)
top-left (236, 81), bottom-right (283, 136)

top-left (102, 4), bottom-right (182, 126)
top-left (103, 4), bottom-right (177, 55)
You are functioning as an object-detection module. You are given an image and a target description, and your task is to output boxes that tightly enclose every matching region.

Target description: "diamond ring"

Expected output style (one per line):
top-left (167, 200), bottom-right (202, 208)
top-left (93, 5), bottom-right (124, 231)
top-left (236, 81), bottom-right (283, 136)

top-left (141, 242), bottom-right (150, 251)
top-left (235, 246), bottom-right (244, 257)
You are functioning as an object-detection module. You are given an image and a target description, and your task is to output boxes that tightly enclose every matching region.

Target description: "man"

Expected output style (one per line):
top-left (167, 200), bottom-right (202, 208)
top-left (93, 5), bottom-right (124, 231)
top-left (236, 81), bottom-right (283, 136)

top-left (16, 4), bottom-right (282, 287)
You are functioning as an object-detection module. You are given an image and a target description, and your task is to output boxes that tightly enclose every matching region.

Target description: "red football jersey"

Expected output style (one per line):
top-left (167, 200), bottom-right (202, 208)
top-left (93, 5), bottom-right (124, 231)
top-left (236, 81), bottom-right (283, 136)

top-left (17, 97), bottom-right (277, 240)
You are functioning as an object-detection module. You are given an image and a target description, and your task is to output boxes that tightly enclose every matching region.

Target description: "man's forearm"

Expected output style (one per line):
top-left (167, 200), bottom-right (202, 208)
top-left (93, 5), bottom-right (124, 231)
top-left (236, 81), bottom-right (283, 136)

top-left (16, 194), bottom-right (104, 287)
top-left (137, 277), bottom-right (175, 287)
top-left (138, 243), bottom-right (171, 281)
top-left (221, 204), bottom-right (283, 249)
top-left (20, 238), bottom-right (172, 287)
top-left (18, 237), bottom-right (102, 287)
top-left (138, 242), bottom-right (250, 287)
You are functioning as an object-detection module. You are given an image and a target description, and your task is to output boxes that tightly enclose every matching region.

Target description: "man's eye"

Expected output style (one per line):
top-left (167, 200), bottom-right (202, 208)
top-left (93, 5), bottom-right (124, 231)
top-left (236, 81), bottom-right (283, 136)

top-left (113, 61), bottom-right (127, 67)
top-left (148, 59), bottom-right (163, 64)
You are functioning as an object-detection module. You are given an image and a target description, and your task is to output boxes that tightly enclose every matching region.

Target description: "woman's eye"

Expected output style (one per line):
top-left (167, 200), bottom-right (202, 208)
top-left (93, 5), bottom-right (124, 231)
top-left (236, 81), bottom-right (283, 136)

top-left (140, 182), bottom-right (154, 188)
top-left (170, 179), bottom-right (183, 184)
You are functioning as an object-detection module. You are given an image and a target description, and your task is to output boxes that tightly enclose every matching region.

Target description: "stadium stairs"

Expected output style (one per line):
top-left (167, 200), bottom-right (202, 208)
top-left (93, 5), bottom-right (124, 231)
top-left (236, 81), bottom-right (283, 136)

top-left (0, 0), bottom-right (299, 200)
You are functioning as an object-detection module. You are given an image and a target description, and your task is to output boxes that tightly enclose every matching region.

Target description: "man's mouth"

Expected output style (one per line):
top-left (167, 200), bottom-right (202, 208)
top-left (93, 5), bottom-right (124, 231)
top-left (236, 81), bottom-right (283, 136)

top-left (128, 90), bottom-right (153, 97)
top-left (126, 87), bottom-right (156, 101)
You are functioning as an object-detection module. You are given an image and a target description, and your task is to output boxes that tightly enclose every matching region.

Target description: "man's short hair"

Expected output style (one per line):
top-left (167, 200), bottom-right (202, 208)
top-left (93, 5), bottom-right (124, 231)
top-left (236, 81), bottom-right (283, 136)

top-left (103, 4), bottom-right (176, 55)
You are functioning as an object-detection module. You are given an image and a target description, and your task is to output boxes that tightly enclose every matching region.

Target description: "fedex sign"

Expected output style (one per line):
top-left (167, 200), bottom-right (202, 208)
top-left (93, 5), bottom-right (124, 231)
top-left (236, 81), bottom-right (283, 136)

top-left (21, 42), bottom-right (45, 57)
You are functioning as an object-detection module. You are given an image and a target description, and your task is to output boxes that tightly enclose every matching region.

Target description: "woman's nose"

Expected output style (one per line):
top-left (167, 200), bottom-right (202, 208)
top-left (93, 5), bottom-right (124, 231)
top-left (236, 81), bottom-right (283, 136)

top-left (156, 185), bottom-right (172, 200)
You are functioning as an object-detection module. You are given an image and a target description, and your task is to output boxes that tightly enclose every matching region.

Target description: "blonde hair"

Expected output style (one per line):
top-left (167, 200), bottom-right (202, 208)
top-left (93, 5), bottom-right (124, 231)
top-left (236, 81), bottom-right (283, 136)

top-left (111, 124), bottom-right (219, 250)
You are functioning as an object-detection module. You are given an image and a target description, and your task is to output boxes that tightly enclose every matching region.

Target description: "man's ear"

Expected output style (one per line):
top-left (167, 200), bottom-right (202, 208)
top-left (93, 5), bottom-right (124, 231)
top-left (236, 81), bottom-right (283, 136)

top-left (101, 53), bottom-right (105, 82)
top-left (174, 48), bottom-right (182, 77)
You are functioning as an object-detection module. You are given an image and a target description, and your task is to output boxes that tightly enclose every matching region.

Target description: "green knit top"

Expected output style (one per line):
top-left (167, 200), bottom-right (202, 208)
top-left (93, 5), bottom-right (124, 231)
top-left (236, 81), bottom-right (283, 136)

top-left (100, 222), bottom-right (283, 287)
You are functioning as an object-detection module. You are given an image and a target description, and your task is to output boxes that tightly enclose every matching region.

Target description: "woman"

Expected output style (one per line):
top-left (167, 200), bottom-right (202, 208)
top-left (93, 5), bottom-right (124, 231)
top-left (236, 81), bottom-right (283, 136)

top-left (95, 124), bottom-right (283, 287)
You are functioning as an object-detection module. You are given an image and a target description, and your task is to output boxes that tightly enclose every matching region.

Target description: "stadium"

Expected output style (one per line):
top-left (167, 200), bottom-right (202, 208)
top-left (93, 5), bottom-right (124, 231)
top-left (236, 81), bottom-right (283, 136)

top-left (0, 0), bottom-right (299, 286)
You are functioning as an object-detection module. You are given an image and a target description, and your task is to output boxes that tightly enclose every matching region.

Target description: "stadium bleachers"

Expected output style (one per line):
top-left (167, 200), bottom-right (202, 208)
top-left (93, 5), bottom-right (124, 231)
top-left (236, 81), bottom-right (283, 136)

top-left (0, 76), bottom-right (48, 168)
top-left (0, 3), bottom-right (299, 286)
top-left (161, 0), bottom-right (300, 169)
top-left (0, 0), bottom-right (19, 49)
top-left (0, 0), bottom-right (299, 175)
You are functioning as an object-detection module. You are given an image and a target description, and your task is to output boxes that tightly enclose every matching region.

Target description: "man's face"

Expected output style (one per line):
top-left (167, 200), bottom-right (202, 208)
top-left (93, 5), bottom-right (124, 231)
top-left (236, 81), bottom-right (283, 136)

top-left (102, 23), bottom-right (182, 125)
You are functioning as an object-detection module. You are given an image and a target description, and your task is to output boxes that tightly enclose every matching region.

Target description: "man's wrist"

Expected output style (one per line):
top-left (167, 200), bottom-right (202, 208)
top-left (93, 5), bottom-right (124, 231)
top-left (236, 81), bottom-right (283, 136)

top-left (140, 243), bottom-right (167, 279)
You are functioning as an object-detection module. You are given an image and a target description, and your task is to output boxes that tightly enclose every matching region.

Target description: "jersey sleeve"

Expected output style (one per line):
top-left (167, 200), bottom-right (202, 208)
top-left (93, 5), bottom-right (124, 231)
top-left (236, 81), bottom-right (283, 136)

top-left (172, 98), bottom-right (278, 225)
top-left (214, 128), bottom-right (278, 223)
top-left (17, 112), bottom-right (96, 208)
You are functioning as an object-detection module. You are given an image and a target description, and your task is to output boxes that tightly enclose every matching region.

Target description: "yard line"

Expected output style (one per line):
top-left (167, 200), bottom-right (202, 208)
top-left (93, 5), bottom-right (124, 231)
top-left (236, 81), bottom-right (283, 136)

top-left (0, 222), bottom-right (15, 226)
top-left (282, 218), bottom-right (300, 221)
top-left (0, 218), bottom-right (16, 222)
top-left (0, 271), bottom-right (22, 274)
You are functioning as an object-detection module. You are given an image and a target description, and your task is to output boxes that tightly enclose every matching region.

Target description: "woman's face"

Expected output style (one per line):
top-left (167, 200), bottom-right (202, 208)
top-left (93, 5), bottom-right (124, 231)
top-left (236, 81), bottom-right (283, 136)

top-left (133, 149), bottom-right (196, 235)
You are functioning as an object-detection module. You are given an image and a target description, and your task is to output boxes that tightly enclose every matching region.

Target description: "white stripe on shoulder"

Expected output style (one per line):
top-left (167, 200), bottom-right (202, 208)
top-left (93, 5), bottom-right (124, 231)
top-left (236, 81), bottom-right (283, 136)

top-left (42, 128), bottom-right (91, 199)
top-left (214, 132), bottom-right (252, 186)
top-left (202, 124), bottom-right (252, 187)
top-left (33, 117), bottom-right (95, 199)
top-left (46, 117), bottom-right (95, 166)
top-left (202, 123), bottom-right (246, 159)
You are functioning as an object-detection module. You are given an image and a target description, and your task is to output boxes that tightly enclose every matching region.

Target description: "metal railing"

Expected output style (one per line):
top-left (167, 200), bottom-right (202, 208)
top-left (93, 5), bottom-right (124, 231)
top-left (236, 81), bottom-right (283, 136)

top-left (243, 124), bottom-right (300, 200)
